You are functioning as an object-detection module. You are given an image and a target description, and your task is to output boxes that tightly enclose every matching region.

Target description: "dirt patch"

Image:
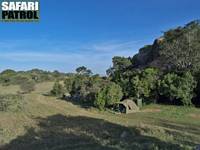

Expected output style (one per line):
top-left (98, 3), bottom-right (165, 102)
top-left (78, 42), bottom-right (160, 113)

top-left (189, 114), bottom-right (200, 119)
top-left (142, 108), bottom-right (161, 113)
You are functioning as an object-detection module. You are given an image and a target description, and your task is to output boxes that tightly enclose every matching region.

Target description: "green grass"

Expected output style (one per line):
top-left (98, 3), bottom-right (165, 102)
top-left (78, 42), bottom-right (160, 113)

top-left (0, 82), bottom-right (200, 150)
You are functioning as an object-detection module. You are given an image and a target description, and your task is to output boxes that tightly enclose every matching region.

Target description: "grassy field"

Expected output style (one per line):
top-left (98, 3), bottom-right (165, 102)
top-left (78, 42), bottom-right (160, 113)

top-left (0, 82), bottom-right (200, 150)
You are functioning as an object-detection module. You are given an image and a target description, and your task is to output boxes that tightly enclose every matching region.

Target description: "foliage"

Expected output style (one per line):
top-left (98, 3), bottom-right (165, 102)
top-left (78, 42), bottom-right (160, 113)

top-left (94, 82), bottom-right (123, 109)
top-left (0, 69), bottom-right (16, 86)
top-left (0, 69), bottom-right (66, 86)
top-left (63, 74), bottom-right (109, 105)
top-left (132, 68), bottom-right (159, 103)
top-left (76, 66), bottom-right (93, 76)
top-left (51, 81), bottom-right (65, 97)
top-left (94, 88), bottom-right (106, 110)
top-left (107, 21), bottom-right (200, 107)
top-left (109, 67), bottom-right (159, 104)
top-left (0, 94), bottom-right (25, 112)
top-left (158, 72), bottom-right (197, 105)
top-left (107, 56), bottom-right (132, 82)
top-left (64, 77), bottom-right (74, 94)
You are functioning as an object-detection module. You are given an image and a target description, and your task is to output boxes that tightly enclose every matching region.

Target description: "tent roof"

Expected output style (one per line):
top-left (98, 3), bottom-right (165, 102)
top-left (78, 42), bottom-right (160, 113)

top-left (117, 99), bottom-right (139, 110)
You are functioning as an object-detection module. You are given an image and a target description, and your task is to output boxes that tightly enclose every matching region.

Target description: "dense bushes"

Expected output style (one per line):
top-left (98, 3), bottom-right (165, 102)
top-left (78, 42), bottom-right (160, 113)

top-left (0, 94), bottom-right (25, 112)
top-left (94, 83), bottom-right (123, 109)
top-left (130, 68), bottom-right (159, 104)
top-left (108, 55), bottom-right (198, 106)
top-left (0, 69), bottom-right (66, 86)
top-left (106, 21), bottom-right (200, 107)
top-left (50, 67), bottom-right (123, 110)
top-left (64, 74), bottom-right (109, 105)
top-left (51, 81), bottom-right (65, 97)
top-left (158, 72), bottom-right (196, 105)
top-left (51, 65), bottom-right (198, 109)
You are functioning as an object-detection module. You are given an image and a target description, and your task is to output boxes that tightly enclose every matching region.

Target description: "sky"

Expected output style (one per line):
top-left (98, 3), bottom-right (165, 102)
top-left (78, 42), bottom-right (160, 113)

top-left (0, 0), bottom-right (200, 75)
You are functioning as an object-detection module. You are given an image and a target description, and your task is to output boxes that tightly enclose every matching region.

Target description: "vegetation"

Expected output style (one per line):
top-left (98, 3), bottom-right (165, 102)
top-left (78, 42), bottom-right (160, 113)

top-left (0, 94), bottom-right (24, 112)
top-left (158, 72), bottom-right (197, 105)
top-left (0, 69), bottom-right (67, 86)
top-left (94, 82), bottom-right (123, 109)
top-left (51, 81), bottom-right (65, 97)
top-left (106, 20), bottom-right (200, 108)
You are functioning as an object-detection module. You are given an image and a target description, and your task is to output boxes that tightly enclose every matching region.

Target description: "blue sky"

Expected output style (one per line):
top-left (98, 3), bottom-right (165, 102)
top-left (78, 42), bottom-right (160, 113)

top-left (0, 0), bottom-right (200, 74)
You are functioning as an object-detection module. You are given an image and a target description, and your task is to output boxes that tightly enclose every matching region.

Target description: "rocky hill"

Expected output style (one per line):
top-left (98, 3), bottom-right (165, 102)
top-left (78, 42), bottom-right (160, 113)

top-left (132, 20), bottom-right (200, 72)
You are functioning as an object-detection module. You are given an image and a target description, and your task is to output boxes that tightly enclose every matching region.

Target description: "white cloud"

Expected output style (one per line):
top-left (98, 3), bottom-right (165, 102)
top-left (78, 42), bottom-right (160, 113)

top-left (0, 39), bottom-right (146, 74)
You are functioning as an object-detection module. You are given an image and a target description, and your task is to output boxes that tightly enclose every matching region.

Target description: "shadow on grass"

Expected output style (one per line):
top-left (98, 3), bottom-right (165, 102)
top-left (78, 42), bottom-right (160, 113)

top-left (148, 118), bottom-right (200, 147)
top-left (1, 114), bottom-right (182, 150)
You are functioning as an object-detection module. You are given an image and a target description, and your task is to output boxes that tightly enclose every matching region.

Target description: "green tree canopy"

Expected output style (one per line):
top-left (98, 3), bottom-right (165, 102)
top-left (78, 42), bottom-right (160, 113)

top-left (158, 72), bottom-right (197, 105)
top-left (76, 66), bottom-right (93, 76)
top-left (94, 82), bottom-right (123, 109)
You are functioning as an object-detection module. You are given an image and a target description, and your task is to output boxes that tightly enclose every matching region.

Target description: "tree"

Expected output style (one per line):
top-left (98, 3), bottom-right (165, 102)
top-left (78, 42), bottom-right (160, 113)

top-left (158, 72), bottom-right (196, 105)
top-left (130, 68), bottom-right (159, 104)
top-left (94, 88), bottom-right (106, 110)
top-left (107, 56), bottom-right (135, 98)
top-left (94, 82), bottom-right (123, 109)
top-left (76, 66), bottom-right (93, 76)
top-left (107, 56), bottom-right (132, 81)
top-left (68, 74), bottom-right (109, 105)
top-left (64, 77), bottom-right (74, 94)
top-left (51, 81), bottom-right (65, 97)
top-left (105, 82), bottom-right (123, 106)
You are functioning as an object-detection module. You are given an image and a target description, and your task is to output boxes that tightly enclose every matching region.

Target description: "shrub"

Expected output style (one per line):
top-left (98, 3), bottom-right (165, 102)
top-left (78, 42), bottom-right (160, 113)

top-left (94, 82), bottom-right (123, 109)
top-left (105, 83), bottom-right (123, 106)
top-left (11, 75), bottom-right (29, 85)
top-left (94, 88), bottom-right (106, 110)
top-left (158, 72), bottom-right (196, 105)
top-left (130, 68), bottom-right (159, 104)
top-left (51, 81), bottom-right (65, 97)
top-left (64, 77), bottom-right (74, 94)
top-left (67, 75), bottom-right (109, 105)
top-left (0, 94), bottom-right (25, 112)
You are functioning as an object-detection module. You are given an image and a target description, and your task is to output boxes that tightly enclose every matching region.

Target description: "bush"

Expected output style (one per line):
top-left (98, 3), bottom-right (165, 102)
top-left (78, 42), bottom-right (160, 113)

top-left (51, 81), bottom-right (65, 97)
top-left (94, 82), bottom-right (123, 109)
top-left (94, 88), bottom-right (106, 110)
top-left (65, 75), bottom-right (109, 105)
top-left (130, 68), bottom-right (159, 104)
top-left (64, 77), bottom-right (74, 94)
top-left (0, 94), bottom-right (25, 112)
top-left (11, 75), bottom-right (29, 85)
top-left (20, 81), bottom-right (35, 94)
top-left (158, 72), bottom-right (196, 105)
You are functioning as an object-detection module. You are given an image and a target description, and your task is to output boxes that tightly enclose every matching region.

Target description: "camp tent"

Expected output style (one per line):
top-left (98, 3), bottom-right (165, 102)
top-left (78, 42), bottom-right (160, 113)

top-left (115, 99), bottom-right (139, 114)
